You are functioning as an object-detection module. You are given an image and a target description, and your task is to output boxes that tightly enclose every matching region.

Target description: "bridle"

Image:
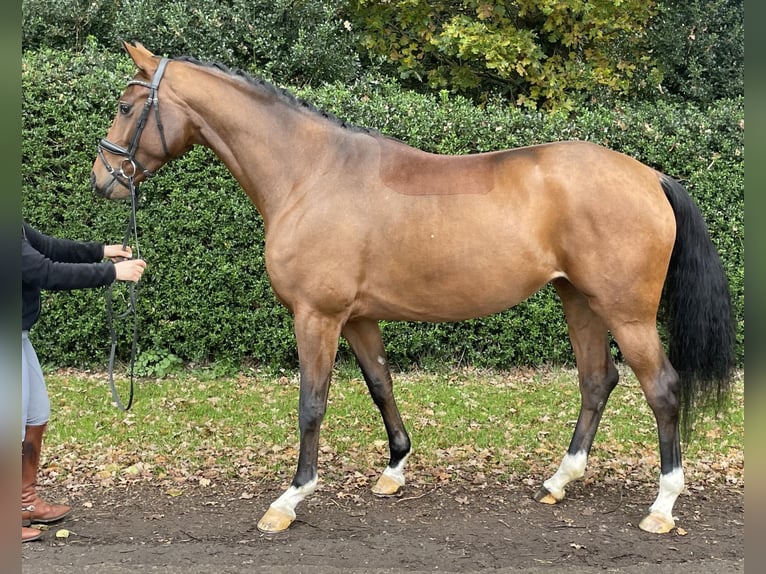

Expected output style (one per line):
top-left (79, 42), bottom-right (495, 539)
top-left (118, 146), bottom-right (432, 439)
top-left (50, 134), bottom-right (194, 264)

top-left (97, 57), bottom-right (172, 190)
top-left (100, 57), bottom-right (171, 411)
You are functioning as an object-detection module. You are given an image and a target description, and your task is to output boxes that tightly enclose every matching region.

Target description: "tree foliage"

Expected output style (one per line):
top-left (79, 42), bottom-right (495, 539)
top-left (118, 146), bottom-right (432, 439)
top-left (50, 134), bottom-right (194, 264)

top-left (647, 0), bottom-right (744, 102)
top-left (22, 0), bottom-right (742, 108)
top-left (351, 0), bottom-right (662, 110)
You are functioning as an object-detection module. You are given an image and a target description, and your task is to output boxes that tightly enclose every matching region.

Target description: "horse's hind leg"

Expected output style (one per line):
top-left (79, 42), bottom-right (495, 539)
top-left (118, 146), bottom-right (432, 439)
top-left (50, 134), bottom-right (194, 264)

top-left (535, 279), bottom-right (619, 504)
top-left (610, 322), bottom-right (682, 533)
top-left (342, 319), bottom-right (411, 495)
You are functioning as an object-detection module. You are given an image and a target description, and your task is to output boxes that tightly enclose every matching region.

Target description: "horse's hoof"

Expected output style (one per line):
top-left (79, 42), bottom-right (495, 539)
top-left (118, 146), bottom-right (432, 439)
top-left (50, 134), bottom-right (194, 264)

top-left (371, 473), bottom-right (403, 497)
top-left (533, 486), bottom-right (560, 505)
top-left (638, 512), bottom-right (675, 534)
top-left (256, 506), bottom-right (295, 533)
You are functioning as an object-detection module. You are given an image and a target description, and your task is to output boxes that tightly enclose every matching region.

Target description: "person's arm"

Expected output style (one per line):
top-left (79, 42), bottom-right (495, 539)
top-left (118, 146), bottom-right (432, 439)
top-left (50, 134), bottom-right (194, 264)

top-left (23, 221), bottom-right (105, 264)
top-left (22, 236), bottom-right (116, 291)
top-left (22, 222), bottom-right (146, 289)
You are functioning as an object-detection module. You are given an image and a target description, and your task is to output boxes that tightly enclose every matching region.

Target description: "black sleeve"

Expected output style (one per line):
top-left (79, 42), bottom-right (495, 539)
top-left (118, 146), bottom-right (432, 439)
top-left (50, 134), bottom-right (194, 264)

top-left (22, 223), bottom-right (116, 291)
top-left (22, 221), bottom-right (105, 263)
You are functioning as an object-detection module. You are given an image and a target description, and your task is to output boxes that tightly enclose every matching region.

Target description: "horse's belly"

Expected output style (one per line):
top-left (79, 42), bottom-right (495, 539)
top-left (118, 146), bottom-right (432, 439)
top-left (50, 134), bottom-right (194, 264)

top-left (359, 259), bottom-right (556, 322)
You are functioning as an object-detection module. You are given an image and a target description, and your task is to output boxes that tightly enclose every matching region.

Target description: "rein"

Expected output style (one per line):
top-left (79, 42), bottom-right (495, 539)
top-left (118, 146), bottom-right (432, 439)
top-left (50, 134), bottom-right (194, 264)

top-left (101, 57), bottom-right (170, 411)
top-left (106, 179), bottom-right (140, 411)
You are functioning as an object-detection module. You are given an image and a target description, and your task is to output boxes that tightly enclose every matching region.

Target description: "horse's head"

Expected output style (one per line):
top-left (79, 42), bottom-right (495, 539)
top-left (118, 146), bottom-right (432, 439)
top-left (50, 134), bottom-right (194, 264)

top-left (91, 42), bottom-right (191, 199)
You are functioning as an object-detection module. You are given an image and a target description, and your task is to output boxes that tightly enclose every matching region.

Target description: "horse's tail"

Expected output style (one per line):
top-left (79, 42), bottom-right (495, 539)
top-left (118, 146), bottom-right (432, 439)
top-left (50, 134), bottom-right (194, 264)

top-left (659, 173), bottom-right (735, 437)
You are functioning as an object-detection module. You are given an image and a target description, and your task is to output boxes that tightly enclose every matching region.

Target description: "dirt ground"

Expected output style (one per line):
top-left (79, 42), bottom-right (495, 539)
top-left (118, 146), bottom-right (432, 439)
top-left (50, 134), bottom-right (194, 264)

top-left (20, 478), bottom-right (743, 574)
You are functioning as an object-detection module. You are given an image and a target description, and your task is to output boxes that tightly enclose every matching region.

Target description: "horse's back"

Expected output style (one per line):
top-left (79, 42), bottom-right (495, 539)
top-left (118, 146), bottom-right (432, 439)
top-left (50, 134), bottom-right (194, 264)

top-left (370, 138), bottom-right (673, 251)
top-left (375, 138), bottom-right (665, 206)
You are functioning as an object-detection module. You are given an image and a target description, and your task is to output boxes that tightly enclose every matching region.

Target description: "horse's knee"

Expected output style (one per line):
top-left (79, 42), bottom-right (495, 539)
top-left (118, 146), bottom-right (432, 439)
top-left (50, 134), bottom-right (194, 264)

top-left (298, 395), bottom-right (327, 432)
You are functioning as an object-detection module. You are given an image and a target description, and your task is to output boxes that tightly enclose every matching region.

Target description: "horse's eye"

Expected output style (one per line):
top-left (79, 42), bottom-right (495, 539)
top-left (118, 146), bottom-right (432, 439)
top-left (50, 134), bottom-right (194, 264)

top-left (119, 102), bottom-right (132, 115)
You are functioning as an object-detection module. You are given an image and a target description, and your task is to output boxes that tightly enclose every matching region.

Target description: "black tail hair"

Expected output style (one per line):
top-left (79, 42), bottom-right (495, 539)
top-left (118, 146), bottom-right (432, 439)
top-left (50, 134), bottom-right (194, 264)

top-left (659, 174), bottom-right (735, 437)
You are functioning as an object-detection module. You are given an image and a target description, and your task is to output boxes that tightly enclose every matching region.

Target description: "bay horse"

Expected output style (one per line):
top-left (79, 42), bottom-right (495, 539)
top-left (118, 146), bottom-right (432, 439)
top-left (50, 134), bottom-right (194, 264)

top-left (91, 42), bottom-right (734, 535)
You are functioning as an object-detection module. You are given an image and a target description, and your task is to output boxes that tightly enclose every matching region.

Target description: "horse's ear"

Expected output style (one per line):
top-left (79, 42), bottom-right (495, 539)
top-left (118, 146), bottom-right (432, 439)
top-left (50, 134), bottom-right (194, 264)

top-left (122, 41), bottom-right (158, 75)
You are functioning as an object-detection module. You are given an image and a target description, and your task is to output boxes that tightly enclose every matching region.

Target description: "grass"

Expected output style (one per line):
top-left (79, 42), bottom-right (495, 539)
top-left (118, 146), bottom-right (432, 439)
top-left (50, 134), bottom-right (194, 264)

top-left (42, 364), bottom-right (744, 495)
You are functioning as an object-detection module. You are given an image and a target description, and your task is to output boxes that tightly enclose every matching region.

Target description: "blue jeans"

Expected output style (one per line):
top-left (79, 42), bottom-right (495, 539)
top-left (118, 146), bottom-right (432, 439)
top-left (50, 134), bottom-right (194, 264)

top-left (21, 331), bottom-right (50, 441)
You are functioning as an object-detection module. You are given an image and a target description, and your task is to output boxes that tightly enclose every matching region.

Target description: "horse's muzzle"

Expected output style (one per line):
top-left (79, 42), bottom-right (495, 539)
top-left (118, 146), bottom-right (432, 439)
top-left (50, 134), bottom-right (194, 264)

top-left (91, 171), bottom-right (120, 199)
top-left (91, 171), bottom-right (106, 197)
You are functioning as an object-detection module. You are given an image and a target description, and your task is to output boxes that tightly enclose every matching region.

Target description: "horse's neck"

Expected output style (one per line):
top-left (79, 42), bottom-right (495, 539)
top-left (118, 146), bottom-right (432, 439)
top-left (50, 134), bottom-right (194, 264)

top-left (188, 79), bottom-right (335, 226)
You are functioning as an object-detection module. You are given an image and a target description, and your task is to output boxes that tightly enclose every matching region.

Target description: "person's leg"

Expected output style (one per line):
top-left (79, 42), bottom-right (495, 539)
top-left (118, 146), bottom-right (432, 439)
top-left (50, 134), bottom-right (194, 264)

top-left (21, 332), bottom-right (69, 532)
top-left (22, 331), bottom-right (51, 429)
top-left (21, 331), bottom-right (44, 542)
top-left (21, 332), bottom-right (31, 443)
top-left (21, 331), bottom-right (43, 542)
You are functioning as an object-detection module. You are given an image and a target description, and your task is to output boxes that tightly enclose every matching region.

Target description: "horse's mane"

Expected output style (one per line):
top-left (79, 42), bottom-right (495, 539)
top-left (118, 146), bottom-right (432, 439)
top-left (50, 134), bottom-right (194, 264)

top-left (174, 55), bottom-right (378, 137)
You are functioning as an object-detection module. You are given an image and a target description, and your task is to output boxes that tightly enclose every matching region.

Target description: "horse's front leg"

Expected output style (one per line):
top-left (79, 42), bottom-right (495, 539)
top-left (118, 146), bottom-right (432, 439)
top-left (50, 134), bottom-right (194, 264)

top-left (342, 319), bottom-right (411, 496)
top-left (256, 310), bottom-right (342, 533)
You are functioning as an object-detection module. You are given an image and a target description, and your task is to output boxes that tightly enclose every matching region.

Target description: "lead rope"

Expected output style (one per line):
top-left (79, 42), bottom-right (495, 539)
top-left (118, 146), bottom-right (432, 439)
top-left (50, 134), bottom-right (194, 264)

top-left (101, 58), bottom-right (170, 411)
top-left (106, 178), bottom-right (141, 411)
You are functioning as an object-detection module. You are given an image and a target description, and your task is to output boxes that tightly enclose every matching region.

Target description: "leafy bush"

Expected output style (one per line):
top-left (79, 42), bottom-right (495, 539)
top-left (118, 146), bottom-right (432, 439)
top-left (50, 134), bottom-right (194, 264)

top-left (22, 44), bottom-right (744, 371)
top-left (646, 0), bottom-right (744, 103)
top-left (22, 0), bottom-right (362, 87)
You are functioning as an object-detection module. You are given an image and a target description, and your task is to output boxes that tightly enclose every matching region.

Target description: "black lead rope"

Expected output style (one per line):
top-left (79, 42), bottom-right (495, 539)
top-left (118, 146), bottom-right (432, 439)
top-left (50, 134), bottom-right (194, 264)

top-left (106, 179), bottom-right (141, 411)
top-left (100, 58), bottom-right (170, 411)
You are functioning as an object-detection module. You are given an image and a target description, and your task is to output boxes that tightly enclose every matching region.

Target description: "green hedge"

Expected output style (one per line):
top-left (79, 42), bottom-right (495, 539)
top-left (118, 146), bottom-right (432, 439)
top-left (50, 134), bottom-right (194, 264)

top-left (21, 43), bottom-right (744, 373)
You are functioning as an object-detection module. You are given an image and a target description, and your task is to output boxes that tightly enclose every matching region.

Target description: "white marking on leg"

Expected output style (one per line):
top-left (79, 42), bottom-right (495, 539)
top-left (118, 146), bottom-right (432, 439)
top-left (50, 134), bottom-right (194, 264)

top-left (648, 468), bottom-right (684, 519)
top-left (268, 477), bottom-right (318, 519)
top-left (382, 452), bottom-right (409, 487)
top-left (377, 355), bottom-right (386, 365)
top-left (543, 451), bottom-right (588, 500)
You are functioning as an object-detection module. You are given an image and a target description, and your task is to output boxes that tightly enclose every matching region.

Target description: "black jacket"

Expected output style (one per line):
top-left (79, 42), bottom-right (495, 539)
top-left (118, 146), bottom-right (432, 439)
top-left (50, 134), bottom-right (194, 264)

top-left (22, 221), bottom-right (116, 331)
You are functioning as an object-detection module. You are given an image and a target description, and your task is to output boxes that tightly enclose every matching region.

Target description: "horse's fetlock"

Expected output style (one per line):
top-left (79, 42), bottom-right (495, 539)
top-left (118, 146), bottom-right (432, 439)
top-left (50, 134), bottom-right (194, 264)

top-left (390, 433), bottom-right (411, 461)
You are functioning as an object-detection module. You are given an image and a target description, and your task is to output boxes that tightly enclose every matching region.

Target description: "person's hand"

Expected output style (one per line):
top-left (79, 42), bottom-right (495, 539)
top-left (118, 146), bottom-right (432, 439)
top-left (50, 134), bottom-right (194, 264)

top-left (114, 259), bottom-right (147, 282)
top-left (104, 244), bottom-right (133, 262)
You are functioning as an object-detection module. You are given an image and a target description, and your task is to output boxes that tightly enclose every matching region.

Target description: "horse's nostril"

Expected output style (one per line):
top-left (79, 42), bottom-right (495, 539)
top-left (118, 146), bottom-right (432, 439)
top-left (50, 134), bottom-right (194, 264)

top-left (90, 173), bottom-right (102, 196)
top-left (91, 172), bottom-right (108, 197)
